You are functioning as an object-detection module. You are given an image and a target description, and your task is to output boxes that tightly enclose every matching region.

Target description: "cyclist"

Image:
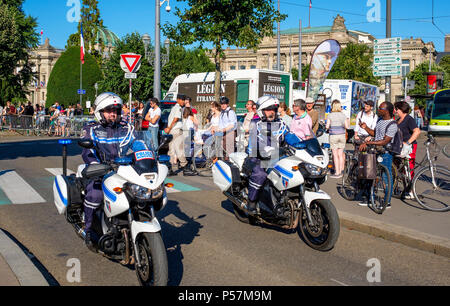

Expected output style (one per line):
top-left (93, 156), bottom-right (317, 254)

top-left (359, 102), bottom-right (399, 208)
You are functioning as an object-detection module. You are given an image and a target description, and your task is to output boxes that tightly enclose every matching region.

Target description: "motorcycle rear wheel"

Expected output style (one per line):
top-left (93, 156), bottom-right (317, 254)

top-left (298, 200), bottom-right (340, 252)
top-left (135, 232), bottom-right (168, 286)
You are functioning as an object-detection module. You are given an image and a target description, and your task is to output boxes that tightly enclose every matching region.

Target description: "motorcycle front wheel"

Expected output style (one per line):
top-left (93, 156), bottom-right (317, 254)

top-left (135, 232), bottom-right (168, 286)
top-left (298, 200), bottom-right (340, 252)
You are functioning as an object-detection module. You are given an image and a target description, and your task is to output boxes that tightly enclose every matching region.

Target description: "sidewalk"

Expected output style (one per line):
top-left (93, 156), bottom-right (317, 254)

top-left (0, 229), bottom-right (49, 286)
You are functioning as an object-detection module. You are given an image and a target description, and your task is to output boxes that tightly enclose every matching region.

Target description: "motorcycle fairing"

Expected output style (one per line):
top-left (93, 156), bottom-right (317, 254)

top-left (131, 219), bottom-right (162, 243)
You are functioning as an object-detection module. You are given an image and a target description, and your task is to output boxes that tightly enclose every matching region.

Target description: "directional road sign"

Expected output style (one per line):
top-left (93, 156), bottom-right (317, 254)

top-left (77, 89), bottom-right (86, 95)
top-left (374, 55), bottom-right (402, 65)
top-left (120, 53), bottom-right (142, 73)
top-left (373, 37), bottom-right (402, 77)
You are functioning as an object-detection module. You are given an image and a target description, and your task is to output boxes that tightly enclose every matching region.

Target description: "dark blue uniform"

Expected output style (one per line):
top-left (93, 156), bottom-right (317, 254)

top-left (246, 118), bottom-right (288, 202)
top-left (81, 121), bottom-right (147, 233)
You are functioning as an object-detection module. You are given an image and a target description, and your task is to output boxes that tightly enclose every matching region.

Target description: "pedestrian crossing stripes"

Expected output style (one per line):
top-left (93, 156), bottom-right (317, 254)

top-left (0, 168), bottom-right (202, 205)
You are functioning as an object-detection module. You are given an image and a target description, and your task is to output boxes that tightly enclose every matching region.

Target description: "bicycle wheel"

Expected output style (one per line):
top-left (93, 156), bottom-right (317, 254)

top-left (443, 143), bottom-right (450, 159)
top-left (341, 157), bottom-right (358, 200)
top-left (412, 165), bottom-right (450, 212)
top-left (370, 163), bottom-right (391, 214)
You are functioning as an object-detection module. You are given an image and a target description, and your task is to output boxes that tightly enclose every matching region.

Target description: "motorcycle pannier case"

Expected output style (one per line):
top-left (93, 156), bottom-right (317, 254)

top-left (54, 175), bottom-right (69, 215)
top-left (53, 175), bottom-right (84, 215)
top-left (212, 160), bottom-right (233, 192)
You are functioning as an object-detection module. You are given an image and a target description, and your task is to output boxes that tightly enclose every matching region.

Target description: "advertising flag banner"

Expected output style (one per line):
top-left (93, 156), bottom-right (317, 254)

top-left (307, 39), bottom-right (341, 101)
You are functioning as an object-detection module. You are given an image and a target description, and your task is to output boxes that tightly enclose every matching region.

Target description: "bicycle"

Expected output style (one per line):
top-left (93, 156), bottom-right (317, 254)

top-left (341, 143), bottom-right (392, 214)
top-left (411, 133), bottom-right (450, 212)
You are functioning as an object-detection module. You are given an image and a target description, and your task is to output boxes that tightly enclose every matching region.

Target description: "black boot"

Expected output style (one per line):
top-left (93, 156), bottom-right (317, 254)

top-left (85, 231), bottom-right (98, 253)
top-left (247, 200), bottom-right (258, 215)
top-left (182, 165), bottom-right (197, 176)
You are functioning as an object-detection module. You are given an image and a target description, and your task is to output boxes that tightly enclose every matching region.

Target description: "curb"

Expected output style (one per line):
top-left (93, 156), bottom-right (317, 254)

top-left (0, 229), bottom-right (49, 286)
top-left (339, 211), bottom-right (450, 258)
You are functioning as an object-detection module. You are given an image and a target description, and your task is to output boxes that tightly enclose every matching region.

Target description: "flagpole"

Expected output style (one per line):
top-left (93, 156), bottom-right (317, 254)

top-left (80, 58), bottom-right (82, 110)
top-left (309, 0), bottom-right (311, 28)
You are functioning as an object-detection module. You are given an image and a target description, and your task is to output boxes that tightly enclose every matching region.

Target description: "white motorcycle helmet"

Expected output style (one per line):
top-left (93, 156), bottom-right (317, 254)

top-left (94, 92), bottom-right (123, 124)
top-left (256, 95), bottom-right (280, 120)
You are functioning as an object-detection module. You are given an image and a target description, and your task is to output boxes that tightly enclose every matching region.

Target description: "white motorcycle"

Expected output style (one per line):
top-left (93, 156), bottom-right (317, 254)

top-left (213, 133), bottom-right (340, 251)
top-left (53, 132), bottom-right (173, 286)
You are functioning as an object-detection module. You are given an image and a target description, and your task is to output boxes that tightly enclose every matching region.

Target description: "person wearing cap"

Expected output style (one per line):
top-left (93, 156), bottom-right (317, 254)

top-left (354, 100), bottom-right (378, 143)
top-left (305, 97), bottom-right (319, 134)
top-left (218, 96), bottom-right (237, 159)
top-left (290, 99), bottom-right (313, 141)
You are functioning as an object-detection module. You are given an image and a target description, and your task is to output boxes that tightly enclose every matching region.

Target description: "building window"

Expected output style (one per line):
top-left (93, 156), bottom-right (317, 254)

top-left (250, 65), bottom-right (256, 69)
top-left (402, 59), bottom-right (410, 77)
top-left (240, 65), bottom-right (246, 70)
top-left (230, 65), bottom-right (236, 70)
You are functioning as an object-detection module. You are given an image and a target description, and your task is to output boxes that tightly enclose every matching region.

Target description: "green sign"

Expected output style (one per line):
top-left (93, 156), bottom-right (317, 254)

top-left (374, 55), bottom-right (402, 65)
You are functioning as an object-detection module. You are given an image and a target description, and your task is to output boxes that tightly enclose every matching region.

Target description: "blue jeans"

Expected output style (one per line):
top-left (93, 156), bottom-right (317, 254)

top-left (145, 127), bottom-right (159, 151)
top-left (380, 152), bottom-right (394, 204)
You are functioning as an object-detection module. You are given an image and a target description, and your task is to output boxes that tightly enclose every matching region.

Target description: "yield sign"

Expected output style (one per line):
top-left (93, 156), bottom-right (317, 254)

top-left (120, 53), bottom-right (142, 73)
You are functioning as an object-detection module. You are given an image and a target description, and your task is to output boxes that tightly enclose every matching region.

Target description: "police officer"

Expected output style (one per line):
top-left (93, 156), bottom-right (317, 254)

top-left (81, 92), bottom-right (147, 251)
top-left (246, 96), bottom-right (289, 215)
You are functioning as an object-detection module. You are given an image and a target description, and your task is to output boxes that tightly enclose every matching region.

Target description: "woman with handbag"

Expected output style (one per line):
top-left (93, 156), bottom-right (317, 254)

top-left (326, 100), bottom-right (349, 178)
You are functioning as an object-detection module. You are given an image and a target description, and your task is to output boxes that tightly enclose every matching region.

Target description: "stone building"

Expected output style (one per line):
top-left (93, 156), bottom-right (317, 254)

top-left (213, 15), bottom-right (437, 102)
top-left (24, 26), bottom-right (119, 106)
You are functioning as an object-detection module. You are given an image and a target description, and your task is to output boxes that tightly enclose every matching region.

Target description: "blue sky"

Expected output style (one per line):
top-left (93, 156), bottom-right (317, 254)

top-left (23, 0), bottom-right (450, 52)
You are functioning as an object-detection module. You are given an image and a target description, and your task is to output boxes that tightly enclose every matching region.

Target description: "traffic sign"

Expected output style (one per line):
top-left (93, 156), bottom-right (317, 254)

top-left (77, 89), bottom-right (86, 95)
top-left (374, 42), bottom-right (402, 50)
top-left (374, 55), bottom-right (402, 65)
top-left (374, 48), bottom-right (402, 56)
top-left (374, 37), bottom-right (401, 45)
top-left (125, 72), bottom-right (137, 79)
top-left (120, 53), bottom-right (142, 73)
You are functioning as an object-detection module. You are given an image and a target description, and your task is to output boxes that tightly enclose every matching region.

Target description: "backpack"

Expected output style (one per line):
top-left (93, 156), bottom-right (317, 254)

top-left (384, 121), bottom-right (403, 155)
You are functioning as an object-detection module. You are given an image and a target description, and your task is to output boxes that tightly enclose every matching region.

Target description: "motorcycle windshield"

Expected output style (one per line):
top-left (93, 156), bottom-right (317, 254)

top-left (285, 126), bottom-right (324, 157)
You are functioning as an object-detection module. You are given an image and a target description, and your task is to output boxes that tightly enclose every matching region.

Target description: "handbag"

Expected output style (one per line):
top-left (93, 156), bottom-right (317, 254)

top-left (358, 153), bottom-right (377, 180)
top-left (142, 119), bottom-right (150, 129)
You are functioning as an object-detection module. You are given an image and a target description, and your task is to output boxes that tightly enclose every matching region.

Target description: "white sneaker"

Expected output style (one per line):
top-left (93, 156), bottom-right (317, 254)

top-left (404, 192), bottom-right (415, 200)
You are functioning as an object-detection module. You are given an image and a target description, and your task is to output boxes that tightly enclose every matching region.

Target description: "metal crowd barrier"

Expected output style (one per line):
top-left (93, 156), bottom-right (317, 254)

top-left (0, 114), bottom-right (96, 137)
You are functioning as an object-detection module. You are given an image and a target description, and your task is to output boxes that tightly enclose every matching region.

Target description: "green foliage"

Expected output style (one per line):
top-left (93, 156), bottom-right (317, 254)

top-left (163, 0), bottom-right (286, 101)
top-left (291, 65), bottom-right (310, 82)
top-left (328, 43), bottom-right (380, 85)
top-left (439, 55), bottom-right (450, 74)
top-left (46, 47), bottom-right (103, 108)
top-left (0, 0), bottom-right (39, 105)
top-left (406, 61), bottom-right (450, 106)
top-left (99, 32), bottom-right (215, 102)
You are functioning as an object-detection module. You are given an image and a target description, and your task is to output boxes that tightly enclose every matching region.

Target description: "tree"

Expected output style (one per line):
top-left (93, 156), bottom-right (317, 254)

top-left (99, 32), bottom-right (215, 102)
top-left (66, 0), bottom-right (104, 65)
top-left (438, 55), bottom-right (450, 74)
top-left (163, 0), bottom-right (285, 102)
top-left (327, 43), bottom-right (379, 85)
top-left (46, 47), bottom-right (103, 108)
top-left (406, 61), bottom-right (450, 106)
top-left (0, 0), bottom-right (39, 105)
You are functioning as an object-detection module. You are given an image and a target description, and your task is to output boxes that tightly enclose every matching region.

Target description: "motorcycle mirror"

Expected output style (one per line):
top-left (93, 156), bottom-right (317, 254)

top-left (156, 134), bottom-right (173, 153)
top-left (78, 139), bottom-right (94, 149)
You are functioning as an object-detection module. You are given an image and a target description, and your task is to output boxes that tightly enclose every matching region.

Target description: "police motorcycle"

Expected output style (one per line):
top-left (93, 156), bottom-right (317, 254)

top-left (53, 128), bottom-right (173, 286)
top-left (213, 130), bottom-right (340, 252)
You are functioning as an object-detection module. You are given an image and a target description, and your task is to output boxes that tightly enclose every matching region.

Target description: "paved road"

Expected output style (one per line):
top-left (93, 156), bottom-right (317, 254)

top-left (0, 136), bottom-right (448, 286)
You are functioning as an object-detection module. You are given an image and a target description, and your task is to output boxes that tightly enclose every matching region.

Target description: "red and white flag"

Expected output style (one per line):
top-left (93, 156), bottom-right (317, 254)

top-left (80, 24), bottom-right (85, 64)
top-left (309, 0), bottom-right (312, 8)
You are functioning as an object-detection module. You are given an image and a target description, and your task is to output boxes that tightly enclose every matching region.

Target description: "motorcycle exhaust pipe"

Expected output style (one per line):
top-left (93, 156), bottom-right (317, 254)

top-left (223, 191), bottom-right (248, 211)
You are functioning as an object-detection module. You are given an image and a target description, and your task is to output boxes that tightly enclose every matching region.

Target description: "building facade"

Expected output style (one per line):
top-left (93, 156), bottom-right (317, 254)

top-left (213, 15), bottom-right (437, 102)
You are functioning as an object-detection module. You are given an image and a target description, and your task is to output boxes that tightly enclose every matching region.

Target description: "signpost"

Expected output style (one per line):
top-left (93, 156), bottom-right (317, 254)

top-left (120, 53), bottom-right (142, 123)
top-left (77, 89), bottom-right (86, 95)
top-left (373, 37), bottom-right (402, 78)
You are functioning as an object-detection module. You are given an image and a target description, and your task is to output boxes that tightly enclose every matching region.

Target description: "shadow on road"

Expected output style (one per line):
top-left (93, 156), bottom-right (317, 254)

top-left (158, 200), bottom-right (205, 286)
top-left (0, 139), bottom-right (82, 160)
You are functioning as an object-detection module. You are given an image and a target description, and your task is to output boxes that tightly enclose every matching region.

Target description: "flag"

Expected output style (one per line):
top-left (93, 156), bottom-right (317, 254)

top-left (309, 0), bottom-right (312, 8)
top-left (80, 24), bottom-right (85, 64)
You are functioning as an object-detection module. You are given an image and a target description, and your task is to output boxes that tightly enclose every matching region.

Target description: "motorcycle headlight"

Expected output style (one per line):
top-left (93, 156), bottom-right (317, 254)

top-left (129, 184), bottom-right (152, 200)
top-left (301, 163), bottom-right (328, 177)
top-left (151, 185), bottom-right (164, 200)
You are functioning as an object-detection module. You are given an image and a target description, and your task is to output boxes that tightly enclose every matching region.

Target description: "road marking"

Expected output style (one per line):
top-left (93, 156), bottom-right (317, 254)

top-left (165, 178), bottom-right (201, 192)
top-left (45, 168), bottom-right (75, 176)
top-left (0, 170), bottom-right (45, 204)
top-left (330, 278), bottom-right (350, 286)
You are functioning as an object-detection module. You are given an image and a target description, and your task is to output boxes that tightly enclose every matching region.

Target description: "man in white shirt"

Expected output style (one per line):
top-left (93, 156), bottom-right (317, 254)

top-left (145, 98), bottom-right (161, 151)
top-left (164, 94), bottom-right (192, 175)
top-left (354, 100), bottom-right (378, 143)
top-left (218, 97), bottom-right (237, 159)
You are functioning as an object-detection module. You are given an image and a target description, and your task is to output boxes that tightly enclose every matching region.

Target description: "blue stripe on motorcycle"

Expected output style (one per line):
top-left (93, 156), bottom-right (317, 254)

top-left (215, 162), bottom-right (232, 184)
top-left (54, 177), bottom-right (68, 206)
top-left (274, 165), bottom-right (293, 179)
top-left (103, 184), bottom-right (117, 202)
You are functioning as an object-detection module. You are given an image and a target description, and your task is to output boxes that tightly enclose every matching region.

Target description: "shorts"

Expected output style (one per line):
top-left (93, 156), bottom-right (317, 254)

top-left (329, 134), bottom-right (346, 150)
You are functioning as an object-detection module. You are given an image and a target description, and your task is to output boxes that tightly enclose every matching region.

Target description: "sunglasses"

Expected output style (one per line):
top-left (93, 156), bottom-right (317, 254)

top-left (378, 107), bottom-right (387, 110)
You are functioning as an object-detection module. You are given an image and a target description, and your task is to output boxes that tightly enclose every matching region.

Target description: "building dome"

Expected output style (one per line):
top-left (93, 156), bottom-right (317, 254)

top-left (95, 26), bottom-right (119, 48)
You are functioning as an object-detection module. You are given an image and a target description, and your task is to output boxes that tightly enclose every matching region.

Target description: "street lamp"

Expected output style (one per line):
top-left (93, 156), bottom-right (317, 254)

top-left (94, 82), bottom-right (98, 98)
top-left (143, 0), bottom-right (171, 101)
